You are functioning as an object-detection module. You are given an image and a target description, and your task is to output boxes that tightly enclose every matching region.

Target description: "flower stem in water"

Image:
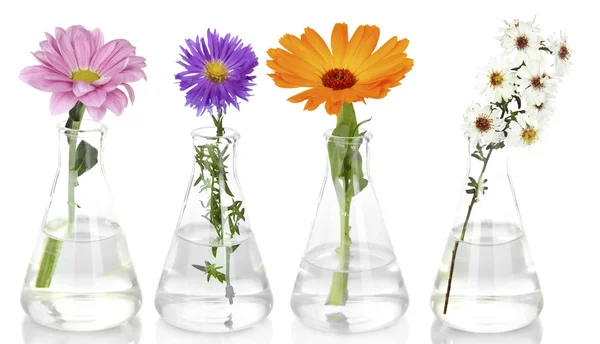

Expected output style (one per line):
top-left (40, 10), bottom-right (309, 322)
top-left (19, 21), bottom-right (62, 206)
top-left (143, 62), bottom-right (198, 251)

top-left (443, 146), bottom-right (494, 314)
top-left (35, 102), bottom-right (85, 288)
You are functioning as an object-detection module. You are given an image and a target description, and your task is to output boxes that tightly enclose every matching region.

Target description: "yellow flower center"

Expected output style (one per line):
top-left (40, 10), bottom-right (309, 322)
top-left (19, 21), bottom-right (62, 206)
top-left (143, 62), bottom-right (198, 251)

top-left (521, 127), bottom-right (539, 145)
top-left (488, 70), bottom-right (505, 88)
top-left (71, 69), bottom-right (101, 84)
top-left (205, 60), bottom-right (228, 84)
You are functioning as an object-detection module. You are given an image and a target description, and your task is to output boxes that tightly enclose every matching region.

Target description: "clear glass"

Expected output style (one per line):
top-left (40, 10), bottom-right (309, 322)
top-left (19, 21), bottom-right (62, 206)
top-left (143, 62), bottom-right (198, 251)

top-left (431, 320), bottom-right (543, 344)
top-left (23, 317), bottom-right (142, 344)
top-left (431, 141), bottom-right (543, 333)
top-left (291, 131), bottom-right (409, 333)
top-left (21, 120), bottom-right (142, 331)
top-left (155, 127), bottom-right (273, 332)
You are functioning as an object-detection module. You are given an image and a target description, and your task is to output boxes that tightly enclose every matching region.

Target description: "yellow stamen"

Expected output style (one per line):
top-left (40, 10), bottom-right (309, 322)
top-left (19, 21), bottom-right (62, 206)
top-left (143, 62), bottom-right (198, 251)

top-left (489, 71), bottom-right (504, 88)
top-left (205, 60), bottom-right (228, 84)
top-left (521, 127), bottom-right (539, 145)
top-left (71, 70), bottom-right (101, 84)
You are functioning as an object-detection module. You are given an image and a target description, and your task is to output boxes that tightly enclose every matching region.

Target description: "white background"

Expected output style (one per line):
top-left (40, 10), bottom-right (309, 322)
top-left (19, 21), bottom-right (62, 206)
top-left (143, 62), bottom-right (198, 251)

top-left (0, 0), bottom-right (596, 342)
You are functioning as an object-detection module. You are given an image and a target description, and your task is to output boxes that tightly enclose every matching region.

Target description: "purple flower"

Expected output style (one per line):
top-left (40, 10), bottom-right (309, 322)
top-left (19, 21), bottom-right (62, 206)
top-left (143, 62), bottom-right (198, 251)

top-left (176, 29), bottom-right (258, 116)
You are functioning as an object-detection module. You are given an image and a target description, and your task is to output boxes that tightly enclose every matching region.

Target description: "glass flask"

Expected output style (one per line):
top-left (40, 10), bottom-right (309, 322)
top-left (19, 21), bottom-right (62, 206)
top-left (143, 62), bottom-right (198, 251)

top-left (21, 120), bottom-right (142, 331)
top-left (155, 127), bottom-right (273, 332)
top-left (431, 141), bottom-right (543, 333)
top-left (431, 320), bottom-right (543, 344)
top-left (291, 131), bottom-right (409, 333)
top-left (22, 317), bottom-right (142, 344)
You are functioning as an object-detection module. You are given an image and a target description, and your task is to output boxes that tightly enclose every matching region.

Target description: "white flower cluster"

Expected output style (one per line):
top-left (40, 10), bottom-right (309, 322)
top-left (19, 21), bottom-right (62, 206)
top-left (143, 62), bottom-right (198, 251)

top-left (464, 19), bottom-right (572, 148)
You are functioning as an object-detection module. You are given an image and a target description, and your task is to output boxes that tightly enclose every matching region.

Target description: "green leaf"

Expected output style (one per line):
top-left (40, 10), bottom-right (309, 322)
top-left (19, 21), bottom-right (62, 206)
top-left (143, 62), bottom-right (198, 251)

top-left (232, 244), bottom-right (240, 253)
top-left (345, 149), bottom-right (369, 197)
top-left (466, 189), bottom-right (476, 194)
top-left (328, 122), bottom-right (351, 178)
top-left (72, 140), bottom-right (98, 177)
top-left (212, 246), bottom-right (218, 258)
top-left (192, 264), bottom-right (207, 272)
top-left (68, 102), bottom-right (85, 122)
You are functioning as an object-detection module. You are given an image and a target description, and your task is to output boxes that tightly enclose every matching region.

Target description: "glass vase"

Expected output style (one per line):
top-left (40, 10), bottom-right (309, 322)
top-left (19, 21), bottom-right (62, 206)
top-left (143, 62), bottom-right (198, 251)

top-left (21, 120), bottom-right (142, 331)
top-left (431, 140), bottom-right (543, 333)
top-left (290, 130), bottom-right (409, 333)
top-left (155, 127), bottom-right (273, 332)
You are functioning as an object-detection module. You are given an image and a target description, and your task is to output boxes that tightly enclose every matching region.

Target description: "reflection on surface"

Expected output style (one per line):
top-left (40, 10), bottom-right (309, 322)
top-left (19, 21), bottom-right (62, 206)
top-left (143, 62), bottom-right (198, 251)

top-left (22, 316), bottom-right (141, 344)
top-left (431, 319), bottom-right (543, 344)
top-left (291, 318), bottom-right (409, 344)
top-left (155, 318), bottom-right (272, 344)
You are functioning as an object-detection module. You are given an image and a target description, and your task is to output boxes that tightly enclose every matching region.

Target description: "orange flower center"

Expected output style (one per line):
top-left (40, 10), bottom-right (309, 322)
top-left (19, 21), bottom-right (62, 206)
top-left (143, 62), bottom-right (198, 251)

top-left (475, 115), bottom-right (493, 132)
top-left (321, 68), bottom-right (357, 90)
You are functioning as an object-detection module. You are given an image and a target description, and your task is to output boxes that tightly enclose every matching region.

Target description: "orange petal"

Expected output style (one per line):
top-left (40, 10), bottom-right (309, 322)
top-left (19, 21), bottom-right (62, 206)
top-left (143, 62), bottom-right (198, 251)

top-left (288, 87), bottom-right (331, 103)
top-left (302, 27), bottom-right (334, 67)
top-left (268, 48), bottom-right (323, 82)
top-left (324, 90), bottom-right (347, 115)
top-left (279, 34), bottom-right (329, 72)
top-left (268, 73), bottom-right (299, 88)
top-left (344, 25), bottom-right (380, 71)
top-left (355, 38), bottom-right (407, 76)
top-left (331, 23), bottom-right (348, 67)
top-left (359, 55), bottom-right (413, 83)
top-left (278, 72), bottom-right (322, 87)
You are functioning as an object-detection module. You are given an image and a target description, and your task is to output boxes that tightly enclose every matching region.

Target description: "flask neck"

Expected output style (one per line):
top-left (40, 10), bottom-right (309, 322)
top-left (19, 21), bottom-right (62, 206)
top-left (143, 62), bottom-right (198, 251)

top-left (455, 139), bottom-right (523, 242)
top-left (324, 130), bottom-right (372, 179)
top-left (57, 120), bottom-right (107, 173)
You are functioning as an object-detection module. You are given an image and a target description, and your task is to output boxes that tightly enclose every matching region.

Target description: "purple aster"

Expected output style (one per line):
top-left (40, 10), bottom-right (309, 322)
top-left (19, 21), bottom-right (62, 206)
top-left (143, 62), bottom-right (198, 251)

top-left (176, 29), bottom-right (258, 116)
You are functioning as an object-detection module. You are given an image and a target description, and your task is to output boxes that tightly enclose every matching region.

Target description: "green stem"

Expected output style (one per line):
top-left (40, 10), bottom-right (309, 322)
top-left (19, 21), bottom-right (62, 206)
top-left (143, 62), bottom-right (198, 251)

top-left (443, 147), bottom-right (494, 314)
top-left (35, 102), bottom-right (84, 288)
top-left (326, 191), bottom-right (352, 305)
top-left (325, 103), bottom-right (361, 306)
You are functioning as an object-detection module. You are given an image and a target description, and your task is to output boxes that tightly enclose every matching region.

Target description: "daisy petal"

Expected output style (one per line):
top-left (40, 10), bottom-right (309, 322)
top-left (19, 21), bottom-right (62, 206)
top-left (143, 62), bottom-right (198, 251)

top-left (49, 92), bottom-right (78, 115)
top-left (86, 106), bottom-right (107, 121)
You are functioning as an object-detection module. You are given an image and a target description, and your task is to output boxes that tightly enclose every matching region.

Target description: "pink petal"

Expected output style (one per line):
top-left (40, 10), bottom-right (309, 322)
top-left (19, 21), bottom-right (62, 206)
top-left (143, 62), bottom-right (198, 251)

top-left (98, 74), bottom-right (123, 93)
top-left (123, 83), bottom-right (135, 104)
top-left (72, 81), bottom-right (95, 97)
top-left (96, 40), bottom-right (135, 75)
top-left (91, 76), bottom-right (112, 87)
top-left (90, 40), bottom-right (118, 72)
top-left (87, 106), bottom-right (107, 121)
top-left (20, 66), bottom-right (73, 92)
top-left (73, 32), bottom-right (92, 70)
top-left (56, 28), bottom-right (78, 71)
top-left (43, 32), bottom-right (60, 54)
top-left (78, 88), bottom-right (107, 108)
top-left (49, 92), bottom-right (78, 115)
top-left (104, 89), bottom-right (128, 116)
top-left (121, 68), bottom-right (146, 83)
top-left (91, 28), bottom-right (104, 52)
top-left (40, 50), bottom-right (72, 76)
top-left (100, 57), bottom-right (129, 77)
top-left (32, 51), bottom-right (69, 77)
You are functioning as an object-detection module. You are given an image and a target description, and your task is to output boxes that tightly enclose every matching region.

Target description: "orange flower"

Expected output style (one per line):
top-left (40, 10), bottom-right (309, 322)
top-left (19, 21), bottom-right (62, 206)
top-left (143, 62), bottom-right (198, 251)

top-left (267, 23), bottom-right (414, 115)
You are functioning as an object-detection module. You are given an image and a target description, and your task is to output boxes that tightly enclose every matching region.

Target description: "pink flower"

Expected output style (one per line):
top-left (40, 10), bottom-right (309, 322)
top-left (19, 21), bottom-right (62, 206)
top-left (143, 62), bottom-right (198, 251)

top-left (20, 25), bottom-right (146, 121)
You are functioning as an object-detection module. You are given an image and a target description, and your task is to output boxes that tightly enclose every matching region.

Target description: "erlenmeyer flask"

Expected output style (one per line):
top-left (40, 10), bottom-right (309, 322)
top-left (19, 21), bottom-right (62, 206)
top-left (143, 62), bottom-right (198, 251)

top-left (21, 120), bottom-right (142, 331)
top-left (155, 127), bottom-right (273, 332)
top-left (291, 131), bottom-right (409, 333)
top-left (431, 141), bottom-right (543, 333)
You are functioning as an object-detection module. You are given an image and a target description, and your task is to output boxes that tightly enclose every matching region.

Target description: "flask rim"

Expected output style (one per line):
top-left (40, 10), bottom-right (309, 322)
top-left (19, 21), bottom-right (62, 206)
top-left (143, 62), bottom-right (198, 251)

top-left (191, 126), bottom-right (240, 141)
top-left (57, 119), bottom-right (107, 135)
top-left (324, 128), bottom-right (373, 143)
